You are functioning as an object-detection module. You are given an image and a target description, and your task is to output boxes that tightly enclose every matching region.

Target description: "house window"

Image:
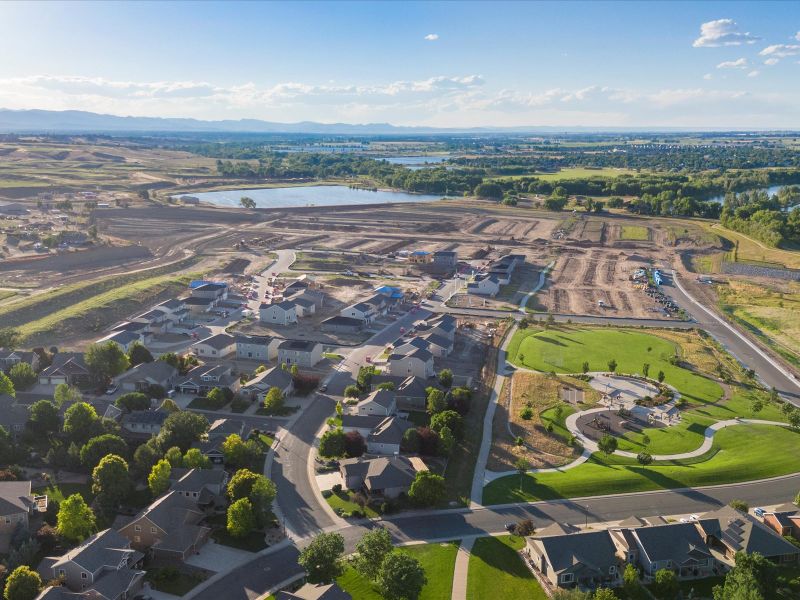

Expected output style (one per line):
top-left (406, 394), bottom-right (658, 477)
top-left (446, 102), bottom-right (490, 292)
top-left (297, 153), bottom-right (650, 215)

top-left (58, 570), bottom-right (65, 578)
top-left (193, 492), bottom-right (198, 497)
top-left (609, 566), bottom-right (617, 575)
top-left (81, 573), bottom-right (88, 580)
top-left (134, 536), bottom-right (140, 543)
top-left (134, 525), bottom-right (141, 532)
top-left (151, 527), bottom-right (157, 533)
top-left (561, 573), bottom-right (575, 584)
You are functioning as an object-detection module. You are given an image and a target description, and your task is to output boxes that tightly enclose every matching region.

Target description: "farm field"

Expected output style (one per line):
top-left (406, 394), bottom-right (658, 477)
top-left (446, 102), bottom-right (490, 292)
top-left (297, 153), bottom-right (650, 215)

top-left (483, 424), bottom-right (800, 504)
top-left (466, 536), bottom-right (547, 600)
top-left (337, 541), bottom-right (459, 600)
top-left (507, 326), bottom-right (724, 404)
top-left (716, 279), bottom-right (800, 368)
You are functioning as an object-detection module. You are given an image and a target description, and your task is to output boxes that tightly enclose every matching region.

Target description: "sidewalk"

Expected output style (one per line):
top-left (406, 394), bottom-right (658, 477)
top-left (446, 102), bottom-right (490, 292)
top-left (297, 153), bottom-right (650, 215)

top-left (451, 538), bottom-right (474, 600)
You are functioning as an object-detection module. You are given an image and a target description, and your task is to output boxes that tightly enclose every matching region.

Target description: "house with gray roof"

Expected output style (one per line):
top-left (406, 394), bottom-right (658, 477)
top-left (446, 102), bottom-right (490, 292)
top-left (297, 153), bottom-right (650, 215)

top-left (241, 366), bottom-right (294, 402)
top-left (38, 353), bottom-right (90, 386)
top-left (192, 333), bottom-right (236, 358)
top-left (386, 347), bottom-right (434, 379)
top-left (37, 529), bottom-right (145, 600)
top-left (121, 409), bottom-right (169, 437)
top-left (366, 416), bottom-right (413, 455)
top-left (341, 414), bottom-right (387, 439)
top-left (94, 330), bottom-right (142, 353)
top-left (168, 468), bottom-right (228, 507)
top-left (260, 301), bottom-right (298, 326)
top-left (629, 522), bottom-right (714, 579)
top-left (466, 273), bottom-right (500, 297)
top-left (0, 481), bottom-right (43, 543)
top-left (0, 348), bottom-right (40, 374)
top-left (235, 334), bottom-right (282, 361)
top-left (113, 361), bottom-right (177, 393)
top-left (339, 455), bottom-right (424, 499)
top-left (174, 363), bottom-right (239, 396)
top-left (293, 296), bottom-right (317, 317)
top-left (395, 376), bottom-right (429, 410)
top-left (321, 315), bottom-right (364, 334)
top-left (0, 394), bottom-right (31, 437)
top-left (278, 339), bottom-right (322, 368)
top-left (356, 389), bottom-right (396, 417)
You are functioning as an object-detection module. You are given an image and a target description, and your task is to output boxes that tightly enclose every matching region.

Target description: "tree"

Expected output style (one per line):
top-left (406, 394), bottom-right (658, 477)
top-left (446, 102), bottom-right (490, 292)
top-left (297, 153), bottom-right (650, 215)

top-left (164, 446), bottom-right (184, 467)
top-left (319, 428), bottom-right (346, 458)
top-left (222, 434), bottom-right (250, 468)
top-left (473, 182), bottom-right (503, 199)
top-left (378, 550), bottom-right (427, 600)
top-left (376, 382), bottom-right (395, 391)
top-left (438, 369), bottom-right (453, 388)
top-left (514, 457), bottom-right (530, 491)
top-left (729, 499), bottom-right (749, 513)
top-left (750, 397), bottom-right (764, 416)
top-left (133, 441), bottom-right (161, 475)
top-left (430, 410), bottom-right (463, 438)
top-left (56, 493), bottom-right (96, 542)
top-left (416, 427), bottom-right (440, 456)
top-left (789, 409), bottom-right (800, 431)
top-left (344, 430), bottom-right (366, 457)
top-left (408, 471), bottom-right (445, 506)
top-left (592, 589), bottom-right (617, 600)
top-left (657, 370), bottom-right (665, 383)
top-left (80, 434), bottom-right (127, 470)
top-left (401, 428), bottom-right (421, 453)
top-left (426, 388), bottom-right (446, 414)
top-left (353, 528), bottom-right (393, 582)
top-left (4, 565), bottom-right (41, 600)
top-left (652, 568), bottom-right (678, 600)
top-left (63, 402), bottom-right (100, 444)
top-left (183, 447), bottom-right (211, 469)
top-left (263, 387), bottom-right (285, 413)
top-left (0, 372), bottom-right (14, 397)
top-left (636, 452), bottom-right (653, 466)
top-left (148, 459), bottom-right (172, 497)
top-left (226, 469), bottom-right (276, 526)
top-left (344, 385), bottom-right (361, 398)
top-left (127, 342), bottom-right (154, 366)
top-left (240, 196), bottom-right (257, 209)
top-left (607, 359), bottom-right (617, 373)
top-left (158, 410), bottom-right (208, 451)
top-left (448, 387), bottom-right (472, 414)
top-left (206, 387), bottom-right (227, 410)
top-left (598, 434), bottom-right (618, 456)
top-left (298, 532), bottom-right (345, 584)
top-left (0, 327), bottom-right (20, 350)
top-left (85, 341), bottom-right (130, 383)
top-left (713, 551), bottom-right (776, 600)
top-left (92, 454), bottom-right (130, 510)
top-left (115, 392), bottom-right (150, 412)
top-left (8, 363), bottom-right (36, 390)
top-left (158, 352), bottom-right (179, 369)
top-left (27, 400), bottom-right (60, 436)
top-left (642, 363), bottom-right (650, 378)
top-left (581, 361), bottom-right (590, 374)
top-left (227, 497), bottom-right (256, 537)
top-left (622, 563), bottom-right (644, 600)
top-left (53, 383), bottom-right (82, 407)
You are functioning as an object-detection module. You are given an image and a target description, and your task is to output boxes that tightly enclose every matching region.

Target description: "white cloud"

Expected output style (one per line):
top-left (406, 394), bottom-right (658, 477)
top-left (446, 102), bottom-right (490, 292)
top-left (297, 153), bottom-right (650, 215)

top-left (717, 58), bottom-right (748, 69)
top-left (759, 44), bottom-right (800, 64)
top-left (747, 70), bottom-right (760, 78)
top-left (703, 73), bottom-right (713, 80)
top-left (693, 19), bottom-right (760, 47)
top-left (796, 31), bottom-right (800, 41)
top-left (764, 58), bottom-right (780, 66)
top-left (424, 33), bottom-right (439, 41)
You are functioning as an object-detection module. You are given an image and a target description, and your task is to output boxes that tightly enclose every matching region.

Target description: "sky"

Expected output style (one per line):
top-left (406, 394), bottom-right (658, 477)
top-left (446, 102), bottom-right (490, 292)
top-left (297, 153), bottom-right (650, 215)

top-left (0, 1), bottom-right (799, 128)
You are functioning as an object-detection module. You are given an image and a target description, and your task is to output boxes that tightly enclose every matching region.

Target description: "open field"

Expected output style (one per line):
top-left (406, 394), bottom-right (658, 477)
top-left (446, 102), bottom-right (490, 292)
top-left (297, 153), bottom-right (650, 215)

top-left (492, 167), bottom-right (637, 181)
top-left (716, 279), bottom-right (800, 368)
top-left (337, 541), bottom-right (460, 600)
top-left (701, 223), bottom-right (800, 270)
top-left (484, 424), bottom-right (800, 504)
top-left (620, 225), bottom-right (650, 241)
top-left (466, 536), bottom-right (547, 600)
top-left (507, 326), bottom-right (724, 404)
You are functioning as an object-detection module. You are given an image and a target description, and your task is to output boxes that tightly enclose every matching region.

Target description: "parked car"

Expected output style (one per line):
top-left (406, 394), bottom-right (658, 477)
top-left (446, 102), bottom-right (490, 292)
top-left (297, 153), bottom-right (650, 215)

top-left (105, 385), bottom-right (118, 395)
top-left (318, 384), bottom-right (328, 393)
top-left (754, 507), bottom-right (766, 518)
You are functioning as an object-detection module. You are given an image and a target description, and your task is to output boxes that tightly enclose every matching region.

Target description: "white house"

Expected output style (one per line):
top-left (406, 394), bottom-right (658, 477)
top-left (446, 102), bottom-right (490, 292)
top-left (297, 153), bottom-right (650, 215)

top-left (356, 389), bottom-right (396, 417)
top-left (366, 416), bottom-right (413, 455)
top-left (192, 333), bottom-right (236, 358)
top-left (240, 367), bottom-right (294, 402)
top-left (340, 302), bottom-right (376, 325)
top-left (386, 347), bottom-right (435, 379)
top-left (466, 273), bottom-right (500, 297)
top-left (260, 301), bottom-right (298, 326)
top-left (277, 339), bottom-right (323, 368)
top-left (235, 334), bottom-right (282, 361)
top-left (293, 297), bottom-right (316, 317)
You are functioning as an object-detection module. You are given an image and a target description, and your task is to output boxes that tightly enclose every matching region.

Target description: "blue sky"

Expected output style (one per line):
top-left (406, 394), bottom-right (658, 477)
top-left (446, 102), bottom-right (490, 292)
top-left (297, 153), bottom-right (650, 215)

top-left (1, 1), bottom-right (799, 127)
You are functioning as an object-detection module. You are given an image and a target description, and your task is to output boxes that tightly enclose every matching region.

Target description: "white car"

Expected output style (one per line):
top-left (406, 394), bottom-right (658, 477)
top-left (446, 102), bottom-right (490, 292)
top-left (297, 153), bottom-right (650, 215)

top-left (105, 385), bottom-right (118, 395)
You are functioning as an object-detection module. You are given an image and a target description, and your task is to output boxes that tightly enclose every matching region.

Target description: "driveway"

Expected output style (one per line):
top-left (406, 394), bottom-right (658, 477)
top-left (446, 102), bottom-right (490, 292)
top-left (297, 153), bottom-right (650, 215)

top-left (185, 542), bottom-right (255, 572)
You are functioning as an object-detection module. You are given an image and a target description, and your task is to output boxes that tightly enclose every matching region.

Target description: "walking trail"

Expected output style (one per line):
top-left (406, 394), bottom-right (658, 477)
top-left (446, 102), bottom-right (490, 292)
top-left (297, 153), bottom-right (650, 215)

top-left (451, 538), bottom-right (475, 600)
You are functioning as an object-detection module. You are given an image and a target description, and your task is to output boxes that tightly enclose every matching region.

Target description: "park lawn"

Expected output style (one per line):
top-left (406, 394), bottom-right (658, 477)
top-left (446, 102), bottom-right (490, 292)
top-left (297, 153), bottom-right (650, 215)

top-left (615, 387), bottom-right (786, 454)
top-left (483, 424), bottom-right (800, 504)
top-left (466, 536), bottom-right (547, 600)
top-left (338, 541), bottom-right (460, 600)
top-left (508, 327), bottom-right (723, 405)
top-left (540, 405), bottom-right (577, 444)
top-left (620, 225), bottom-right (650, 241)
top-left (326, 490), bottom-right (379, 519)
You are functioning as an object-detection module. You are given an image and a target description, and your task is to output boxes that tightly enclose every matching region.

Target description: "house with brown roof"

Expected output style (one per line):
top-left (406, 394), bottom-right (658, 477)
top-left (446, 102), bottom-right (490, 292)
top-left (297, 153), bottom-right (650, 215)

top-left (38, 353), bottom-right (91, 386)
top-left (763, 504), bottom-right (800, 541)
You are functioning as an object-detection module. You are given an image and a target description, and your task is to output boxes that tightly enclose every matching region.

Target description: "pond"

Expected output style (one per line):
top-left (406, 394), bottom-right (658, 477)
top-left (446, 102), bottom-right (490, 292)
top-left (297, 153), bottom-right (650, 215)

top-left (179, 185), bottom-right (444, 209)
top-left (378, 155), bottom-right (451, 170)
top-left (708, 185), bottom-right (789, 204)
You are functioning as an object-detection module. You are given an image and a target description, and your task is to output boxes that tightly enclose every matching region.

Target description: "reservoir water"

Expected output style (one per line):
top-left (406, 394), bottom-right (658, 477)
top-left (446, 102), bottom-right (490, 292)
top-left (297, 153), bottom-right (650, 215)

top-left (180, 185), bottom-right (443, 209)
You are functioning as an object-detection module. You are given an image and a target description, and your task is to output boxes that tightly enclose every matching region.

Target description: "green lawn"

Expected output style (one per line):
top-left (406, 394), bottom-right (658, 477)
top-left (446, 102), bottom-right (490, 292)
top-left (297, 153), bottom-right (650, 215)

top-left (338, 541), bottom-right (460, 600)
top-left (483, 424), bottom-right (800, 504)
top-left (467, 536), bottom-right (546, 600)
top-left (620, 225), bottom-right (650, 241)
top-left (145, 569), bottom-right (206, 596)
top-left (187, 397), bottom-right (227, 410)
top-left (37, 483), bottom-right (94, 504)
top-left (326, 490), bottom-right (379, 518)
top-left (206, 514), bottom-right (268, 552)
top-left (508, 327), bottom-right (723, 405)
top-left (540, 405), bottom-right (577, 444)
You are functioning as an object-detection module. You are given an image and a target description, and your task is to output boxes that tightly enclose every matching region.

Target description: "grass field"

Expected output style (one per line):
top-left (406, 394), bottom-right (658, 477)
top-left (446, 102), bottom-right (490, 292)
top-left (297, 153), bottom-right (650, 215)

top-left (0, 290), bottom-right (16, 302)
top-left (507, 327), bottom-right (724, 404)
top-left (338, 541), bottom-right (460, 600)
top-left (716, 280), bottom-right (800, 368)
top-left (326, 490), bottom-right (379, 518)
top-left (466, 536), bottom-right (547, 600)
top-left (483, 424), bottom-right (800, 504)
top-left (620, 225), bottom-right (650, 241)
top-left (702, 223), bottom-right (800, 270)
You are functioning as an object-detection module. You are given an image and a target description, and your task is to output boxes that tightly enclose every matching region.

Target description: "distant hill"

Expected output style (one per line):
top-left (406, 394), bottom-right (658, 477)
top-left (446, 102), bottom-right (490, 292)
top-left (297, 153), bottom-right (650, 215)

top-left (0, 108), bottom-right (747, 135)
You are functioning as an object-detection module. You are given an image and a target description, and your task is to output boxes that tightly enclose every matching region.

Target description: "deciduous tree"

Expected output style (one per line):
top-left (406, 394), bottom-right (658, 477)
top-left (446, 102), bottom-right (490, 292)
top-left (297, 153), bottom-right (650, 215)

top-left (3, 565), bottom-right (42, 600)
top-left (353, 528), bottom-right (393, 582)
top-left (127, 342), bottom-right (154, 366)
top-left (27, 400), bottom-right (60, 436)
top-left (408, 471), bottom-right (445, 507)
top-left (115, 392), bottom-right (150, 412)
top-left (148, 459), bottom-right (171, 497)
top-left (8, 363), bottom-right (36, 390)
top-left (63, 402), bottom-right (101, 444)
top-left (56, 493), bottom-right (96, 542)
top-left (378, 550), bottom-right (427, 600)
top-left (298, 532), bottom-right (345, 584)
top-left (227, 497), bottom-right (256, 537)
top-left (80, 434), bottom-right (127, 470)
top-left (319, 428), bottom-right (345, 458)
top-left (92, 454), bottom-right (130, 510)
top-left (85, 341), bottom-right (130, 383)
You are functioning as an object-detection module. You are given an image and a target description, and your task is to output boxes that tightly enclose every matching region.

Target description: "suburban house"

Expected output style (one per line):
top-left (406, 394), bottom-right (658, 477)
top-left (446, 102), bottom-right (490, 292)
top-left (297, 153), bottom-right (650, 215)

top-left (293, 297), bottom-right (317, 317)
top-left (114, 361), bottom-right (178, 393)
top-left (488, 254), bottom-right (526, 284)
top-left (698, 506), bottom-right (800, 565)
top-left (408, 250), bottom-right (431, 264)
top-left (183, 296), bottom-right (216, 317)
top-left (526, 529), bottom-right (622, 590)
top-left (117, 491), bottom-right (210, 561)
top-left (191, 419), bottom-right (247, 464)
top-left (420, 332), bottom-right (453, 357)
top-left (94, 330), bottom-right (143, 353)
top-left (192, 333), bottom-right (236, 358)
top-left (191, 282), bottom-right (228, 302)
top-left (292, 289), bottom-right (326, 309)
top-left (235, 334), bottom-right (282, 361)
top-left (240, 367), bottom-right (294, 402)
top-left (0, 394), bottom-right (31, 437)
top-left (121, 409), bottom-right (169, 437)
top-left (340, 301), bottom-right (377, 325)
top-left (366, 416), bottom-right (413, 455)
top-left (466, 273), bottom-right (500, 297)
top-left (167, 468), bottom-right (228, 508)
top-left (339, 455), bottom-right (425, 499)
top-left (432, 250), bottom-right (458, 270)
top-left (627, 522), bottom-right (715, 579)
top-left (0, 348), bottom-right (40, 373)
top-left (395, 376), bottom-right (430, 410)
top-left (131, 308), bottom-right (170, 334)
top-left (260, 300), bottom-right (299, 326)
top-left (38, 353), bottom-right (91, 386)
top-left (764, 504), bottom-right (800, 540)
top-left (278, 339), bottom-right (323, 368)
top-left (321, 315), bottom-right (364, 334)
top-left (174, 363), bottom-right (240, 396)
top-left (356, 389), bottom-right (396, 416)
top-left (386, 347), bottom-right (435, 379)
top-left (109, 320), bottom-right (150, 340)
top-left (0, 481), bottom-right (45, 538)
top-left (420, 314), bottom-right (457, 341)
top-left (37, 529), bottom-right (145, 600)
top-left (276, 582), bottom-right (351, 600)
top-left (341, 414), bottom-right (386, 439)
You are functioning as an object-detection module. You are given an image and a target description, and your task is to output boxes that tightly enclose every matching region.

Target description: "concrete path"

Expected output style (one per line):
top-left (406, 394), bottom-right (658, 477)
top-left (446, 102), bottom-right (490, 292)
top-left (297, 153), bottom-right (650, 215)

top-left (518, 260), bottom-right (554, 312)
top-left (451, 537), bottom-right (475, 600)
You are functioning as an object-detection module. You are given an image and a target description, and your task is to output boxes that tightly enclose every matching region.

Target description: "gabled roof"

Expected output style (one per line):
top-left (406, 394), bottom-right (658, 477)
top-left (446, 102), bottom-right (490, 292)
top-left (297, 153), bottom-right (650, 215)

top-left (268, 300), bottom-right (298, 312)
top-left (123, 409), bottom-right (168, 426)
top-left (277, 582), bottom-right (352, 600)
top-left (536, 522), bottom-right (581, 537)
top-left (156, 298), bottom-right (185, 310)
top-left (368, 417), bottom-right (413, 446)
top-left (195, 333), bottom-right (235, 350)
top-left (97, 330), bottom-right (140, 346)
top-left (182, 296), bottom-right (215, 306)
top-left (51, 529), bottom-right (136, 573)
top-left (116, 361), bottom-right (176, 384)
top-left (207, 418), bottom-right (245, 438)
top-left (632, 522), bottom-right (711, 565)
top-left (169, 468), bottom-right (227, 493)
top-left (421, 333), bottom-right (452, 350)
top-left (359, 389), bottom-right (396, 410)
top-left (341, 414), bottom-right (386, 430)
top-left (243, 366), bottom-right (293, 391)
top-left (0, 394), bottom-right (30, 432)
top-left (530, 530), bottom-right (618, 575)
top-left (0, 481), bottom-right (34, 516)
top-left (235, 333), bottom-right (278, 345)
top-left (279, 339), bottom-right (319, 352)
top-left (293, 297), bottom-right (315, 308)
top-left (340, 455), bottom-right (418, 490)
top-left (193, 283), bottom-right (226, 292)
top-left (396, 376), bottom-right (429, 399)
top-left (699, 506), bottom-right (800, 558)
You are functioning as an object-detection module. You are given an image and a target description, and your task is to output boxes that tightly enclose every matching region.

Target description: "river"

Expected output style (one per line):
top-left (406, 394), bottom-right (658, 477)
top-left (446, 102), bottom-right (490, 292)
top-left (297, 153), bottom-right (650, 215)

top-left (178, 185), bottom-right (444, 209)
